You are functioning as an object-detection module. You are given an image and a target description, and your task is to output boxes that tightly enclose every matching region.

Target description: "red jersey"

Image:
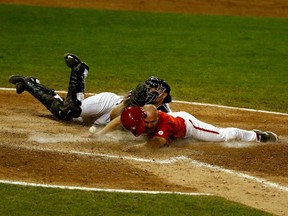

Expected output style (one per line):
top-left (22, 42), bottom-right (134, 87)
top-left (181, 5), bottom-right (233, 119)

top-left (145, 111), bottom-right (186, 141)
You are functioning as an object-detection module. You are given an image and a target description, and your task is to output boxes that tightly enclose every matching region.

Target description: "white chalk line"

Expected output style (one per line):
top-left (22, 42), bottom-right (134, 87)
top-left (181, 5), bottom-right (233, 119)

top-left (1, 87), bottom-right (287, 116)
top-left (1, 143), bottom-right (288, 193)
top-left (0, 179), bottom-right (211, 196)
top-left (172, 100), bottom-right (288, 116)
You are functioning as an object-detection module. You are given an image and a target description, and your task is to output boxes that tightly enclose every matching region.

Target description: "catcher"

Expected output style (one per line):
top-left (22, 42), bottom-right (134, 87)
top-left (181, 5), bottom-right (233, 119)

top-left (8, 53), bottom-right (173, 126)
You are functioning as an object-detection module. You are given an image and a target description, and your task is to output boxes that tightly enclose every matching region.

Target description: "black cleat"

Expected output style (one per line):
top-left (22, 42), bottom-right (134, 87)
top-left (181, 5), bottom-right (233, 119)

top-left (253, 129), bottom-right (279, 142)
top-left (64, 53), bottom-right (82, 68)
top-left (8, 75), bottom-right (25, 85)
top-left (15, 82), bottom-right (26, 94)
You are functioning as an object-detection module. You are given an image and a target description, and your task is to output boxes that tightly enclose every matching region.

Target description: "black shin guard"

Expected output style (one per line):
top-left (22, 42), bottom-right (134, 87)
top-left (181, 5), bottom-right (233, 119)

top-left (23, 77), bottom-right (65, 119)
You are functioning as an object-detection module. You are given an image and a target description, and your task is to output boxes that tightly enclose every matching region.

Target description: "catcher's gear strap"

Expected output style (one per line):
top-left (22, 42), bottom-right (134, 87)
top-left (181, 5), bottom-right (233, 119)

top-left (157, 103), bottom-right (172, 113)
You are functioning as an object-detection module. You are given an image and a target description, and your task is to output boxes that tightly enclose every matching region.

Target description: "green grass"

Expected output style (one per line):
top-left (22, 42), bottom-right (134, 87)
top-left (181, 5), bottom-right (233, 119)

top-left (0, 184), bottom-right (272, 216)
top-left (0, 4), bottom-right (287, 112)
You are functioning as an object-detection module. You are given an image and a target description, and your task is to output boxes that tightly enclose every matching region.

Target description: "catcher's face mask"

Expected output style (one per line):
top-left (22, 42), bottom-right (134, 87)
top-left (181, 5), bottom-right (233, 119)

top-left (145, 76), bottom-right (172, 103)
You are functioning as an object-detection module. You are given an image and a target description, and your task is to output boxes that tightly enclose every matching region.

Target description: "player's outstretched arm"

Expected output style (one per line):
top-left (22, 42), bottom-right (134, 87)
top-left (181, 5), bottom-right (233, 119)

top-left (110, 103), bottom-right (125, 120)
top-left (90, 116), bottom-right (121, 138)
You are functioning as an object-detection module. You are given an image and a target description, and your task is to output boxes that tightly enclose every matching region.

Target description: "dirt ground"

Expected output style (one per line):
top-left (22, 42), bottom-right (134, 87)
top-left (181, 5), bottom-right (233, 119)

top-left (2, 0), bottom-right (288, 18)
top-left (1, 1), bottom-right (288, 215)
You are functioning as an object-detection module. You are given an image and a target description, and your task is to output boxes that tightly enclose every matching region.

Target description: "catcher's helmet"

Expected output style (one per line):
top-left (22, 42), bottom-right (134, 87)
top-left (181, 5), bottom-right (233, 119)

top-left (120, 107), bottom-right (146, 137)
top-left (145, 76), bottom-right (172, 103)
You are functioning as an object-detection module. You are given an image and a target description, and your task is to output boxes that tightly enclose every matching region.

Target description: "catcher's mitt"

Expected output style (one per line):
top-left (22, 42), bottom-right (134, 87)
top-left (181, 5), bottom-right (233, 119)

top-left (124, 83), bottom-right (148, 107)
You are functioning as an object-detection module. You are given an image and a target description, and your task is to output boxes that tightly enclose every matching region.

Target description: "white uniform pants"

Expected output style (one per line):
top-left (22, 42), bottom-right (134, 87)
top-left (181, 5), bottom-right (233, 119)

top-left (169, 112), bottom-right (257, 142)
top-left (75, 92), bottom-right (123, 125)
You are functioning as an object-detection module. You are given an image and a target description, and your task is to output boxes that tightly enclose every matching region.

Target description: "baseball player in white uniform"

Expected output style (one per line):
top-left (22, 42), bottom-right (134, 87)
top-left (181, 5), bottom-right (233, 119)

top-left (8, 53), bottom-right (172, 127)
top-left (78, 92), bottom-right (123, 125)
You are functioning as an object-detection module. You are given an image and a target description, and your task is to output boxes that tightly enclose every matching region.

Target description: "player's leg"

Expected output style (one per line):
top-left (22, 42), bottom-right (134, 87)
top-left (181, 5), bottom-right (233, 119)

top-left (182, 113), bottom-right (226, 142)
top-left (185, 113), bottom-right (278, 142)
top-left (79, 92), bottom-right (123, 125)
top-left (57, 53), bottom-right (89, 119)
top-left (177, 112), bottom-right (278, 142)
top-left (63, 53), bottom-right (89, 109)
top-left (218, 127), bottom-right (257, 142)
top-left (172, 112), bottom-right (254, 142)
top-left (188, 115), bottom-right (258, 142)
top-left (8, 75), bottom-right (64, 119)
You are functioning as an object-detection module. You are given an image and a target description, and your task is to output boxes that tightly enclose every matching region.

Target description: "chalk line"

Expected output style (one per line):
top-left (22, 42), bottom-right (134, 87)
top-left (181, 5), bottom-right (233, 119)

top-left (172, 100), bottom-right (288, 116)
top-left (0, 179), bottom-right (211, 196)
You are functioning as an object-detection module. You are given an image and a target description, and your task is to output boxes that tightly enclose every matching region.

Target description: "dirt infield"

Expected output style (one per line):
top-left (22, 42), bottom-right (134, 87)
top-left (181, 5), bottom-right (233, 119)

top-left (1, 1), bottom-right (288, 215)
top-left (1, 90), bottom-right (288, 215)
top-left (2, 0), bottom-right (288, 18)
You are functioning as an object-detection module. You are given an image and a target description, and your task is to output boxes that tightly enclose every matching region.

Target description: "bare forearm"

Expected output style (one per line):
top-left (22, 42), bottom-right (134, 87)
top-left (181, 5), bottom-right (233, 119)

top-left (110, 103), bottom-right (125, 120)
top-left (90, 116), bottom-right (121, 137)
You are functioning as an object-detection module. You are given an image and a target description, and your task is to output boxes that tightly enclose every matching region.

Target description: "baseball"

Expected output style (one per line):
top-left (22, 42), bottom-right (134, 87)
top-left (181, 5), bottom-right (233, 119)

top-left (89, 125), bottom-right (97, 133)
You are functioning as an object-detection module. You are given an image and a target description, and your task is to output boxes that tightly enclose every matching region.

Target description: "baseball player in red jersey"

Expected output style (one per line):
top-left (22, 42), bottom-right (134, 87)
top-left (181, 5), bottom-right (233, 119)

top-left (93, 104), bottom-right (279, 150)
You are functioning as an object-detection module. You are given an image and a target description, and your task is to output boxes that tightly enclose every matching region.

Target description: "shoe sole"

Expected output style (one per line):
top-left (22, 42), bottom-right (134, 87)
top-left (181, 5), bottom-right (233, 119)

top-left (64, 53), bottom-right (81, 68)
top-left (266, 131), bottom-right (279, 142)
top-left (253, 129), bottom-right (279, 142)
top-left (8, 75), bottom-right (25, 85)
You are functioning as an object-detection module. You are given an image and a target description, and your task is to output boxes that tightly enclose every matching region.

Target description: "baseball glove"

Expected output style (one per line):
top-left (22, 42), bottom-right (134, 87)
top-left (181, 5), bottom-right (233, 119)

top-left (124, 83), bottom-right (148, 107)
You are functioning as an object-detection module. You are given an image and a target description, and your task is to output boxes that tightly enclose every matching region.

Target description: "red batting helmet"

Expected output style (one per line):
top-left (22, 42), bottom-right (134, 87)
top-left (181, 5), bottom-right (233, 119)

top-left (120, 107), bottom-right (146, 137)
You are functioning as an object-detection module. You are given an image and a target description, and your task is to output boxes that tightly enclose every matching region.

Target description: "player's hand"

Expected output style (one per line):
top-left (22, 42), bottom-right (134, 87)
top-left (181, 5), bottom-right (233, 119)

top-left (123, 91), bottom-right (132, 102)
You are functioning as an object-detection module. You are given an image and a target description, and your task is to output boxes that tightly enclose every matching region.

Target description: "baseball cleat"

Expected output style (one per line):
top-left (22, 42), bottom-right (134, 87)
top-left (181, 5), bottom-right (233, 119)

top-left (253, 129), bottom-right (279, 142)
top-left (64, 53), bottom-right (82, 68)
top-left (8, 75), bottom-right (25, 85)
top-left (15, 82), bottom-right (26, 94)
